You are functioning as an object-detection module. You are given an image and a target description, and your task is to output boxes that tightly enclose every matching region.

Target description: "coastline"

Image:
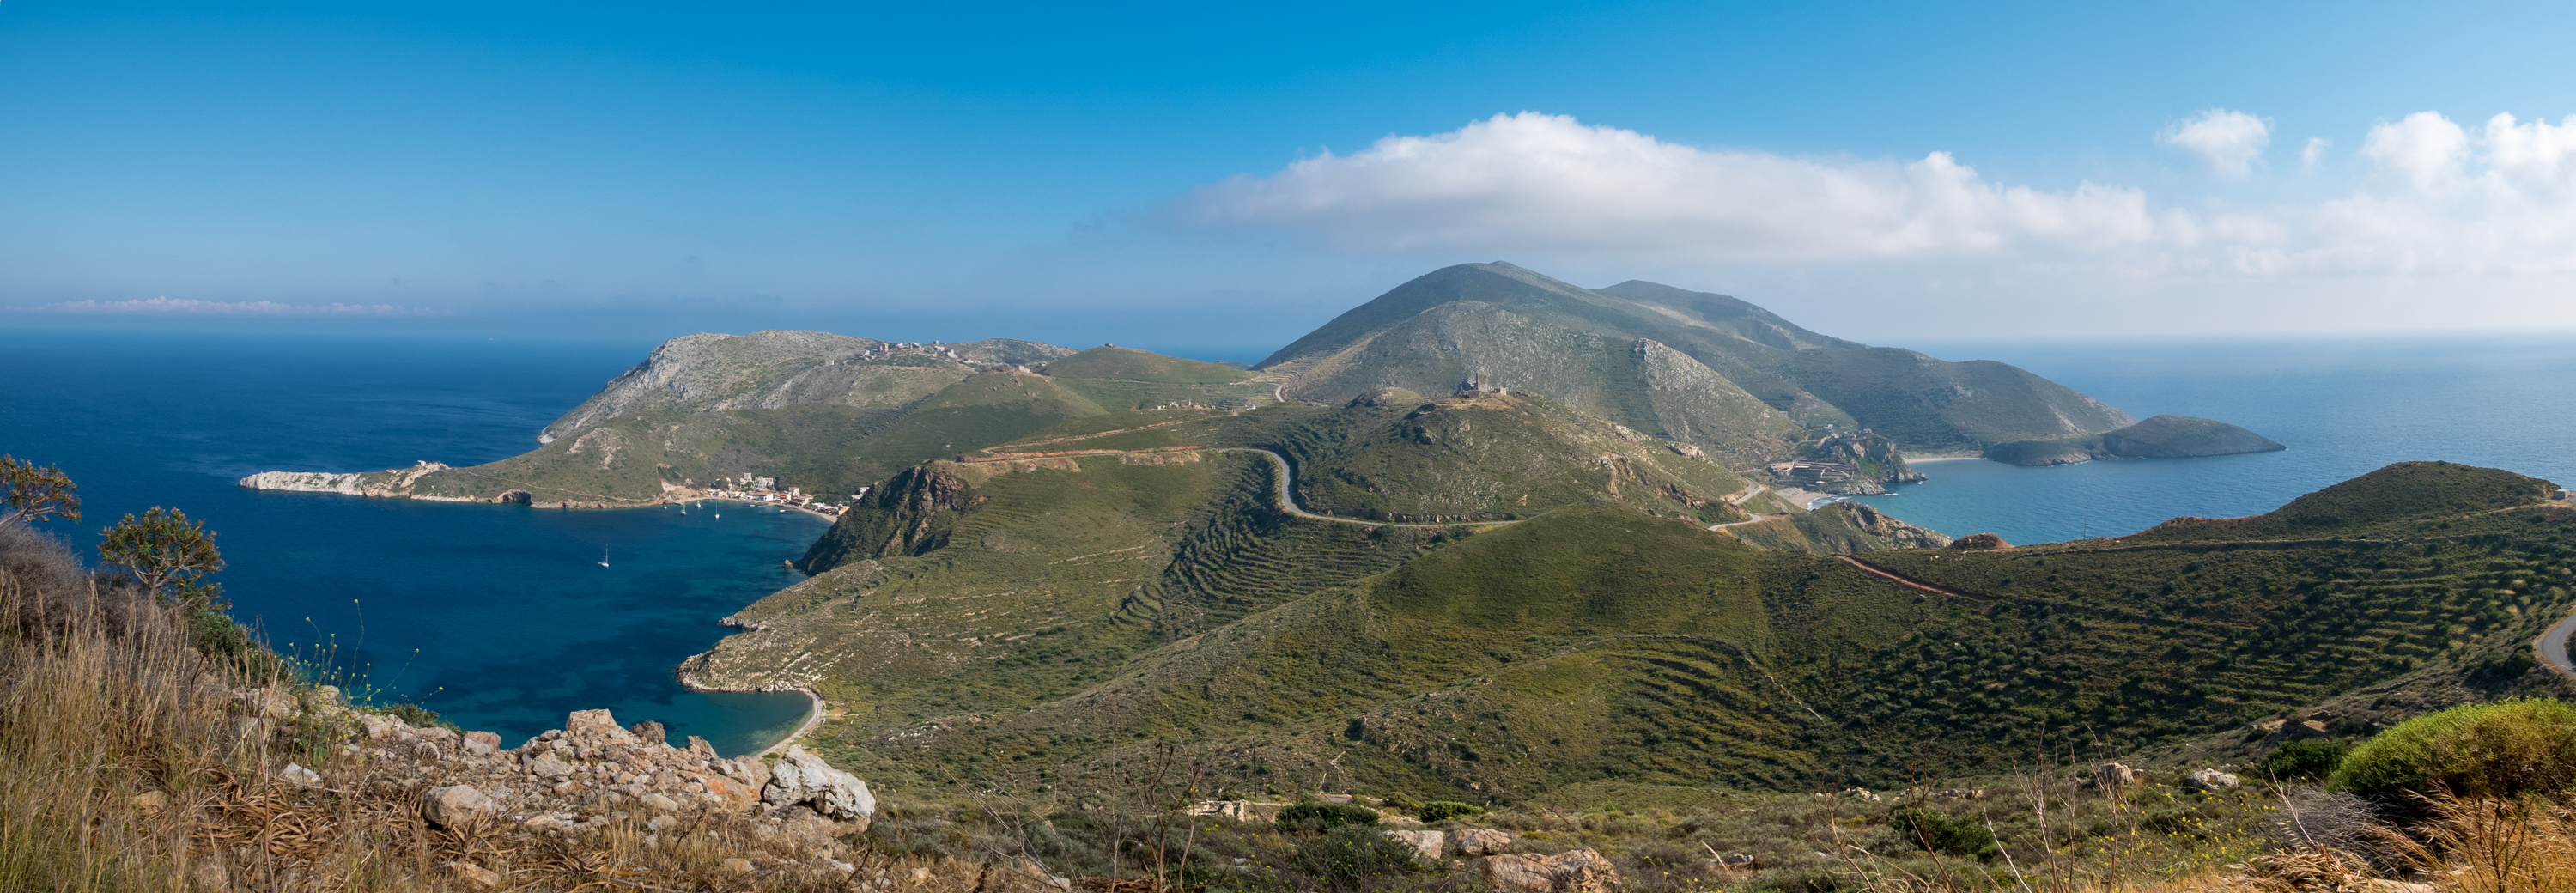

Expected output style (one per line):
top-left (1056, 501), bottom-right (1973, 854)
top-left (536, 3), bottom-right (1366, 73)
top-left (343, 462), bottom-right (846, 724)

top-left (673, 669), bottom-right (830, 756)
top-left (240, 471), bottom-right (848, 523)
top-left (1901, 453), bottom-right (1984, 464)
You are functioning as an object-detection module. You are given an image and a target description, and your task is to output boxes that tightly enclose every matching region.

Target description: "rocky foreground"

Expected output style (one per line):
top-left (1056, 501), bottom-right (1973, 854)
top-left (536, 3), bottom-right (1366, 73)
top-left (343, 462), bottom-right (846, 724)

top-left (235, 686), bottom-right (914, 887)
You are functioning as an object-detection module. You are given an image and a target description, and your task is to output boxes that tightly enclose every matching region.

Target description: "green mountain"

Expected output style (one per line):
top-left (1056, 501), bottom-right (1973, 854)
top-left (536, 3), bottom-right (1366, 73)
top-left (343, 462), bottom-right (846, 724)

top-left (1984, 414), bottom-right (2287, 466)
top-left (237, 335), bottom-right (1279, 506)
top-left (1258, 262), bottom-right (2140, 458)
top-left (694, 372), bottom-right (2567, 802)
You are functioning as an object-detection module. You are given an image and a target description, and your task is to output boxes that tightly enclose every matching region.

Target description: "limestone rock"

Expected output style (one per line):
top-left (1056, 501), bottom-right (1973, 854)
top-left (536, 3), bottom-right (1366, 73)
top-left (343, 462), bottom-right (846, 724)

top-left (423, 785), bottom-right (499, 829)
top-left (563, 709), bottom-right (635, 743)
top-left (762, 745), bottom-right (875, 822)
top-left (2185, 768), bottom-right (2241, 793)
top-left (462, 731), bottom-right (500, 755)
top-left (277, 762), bottom-right (322, 786)
top-left (1385, 829), bottom-right (1445, 861)
top-left (639, 793), bottom-right (681, 813)
top-left (1483, 848), bottom-right (1620, 893)
top-left (2093, 762), bottom-right (2139, 787)
top-left (1452, 828), bottom-right (1516, 856)
top-left (445, 860), bottom-right (501, 890)
top-left (630, 720), bottom-right (666, 746)
top-left (528, 752), bottom-right (575, 779)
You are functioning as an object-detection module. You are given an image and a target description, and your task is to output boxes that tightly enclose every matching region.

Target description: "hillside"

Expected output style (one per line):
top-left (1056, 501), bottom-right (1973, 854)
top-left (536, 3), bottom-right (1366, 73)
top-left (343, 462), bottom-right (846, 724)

top-left (702, 457), bottom-right (2576, 805)
top-left (1258, 263), bottom-right (2137, 455)
top-left (237, 336), bottom-right (1281, 507)
top-left (1984, 414), bottom-right (2287, 466)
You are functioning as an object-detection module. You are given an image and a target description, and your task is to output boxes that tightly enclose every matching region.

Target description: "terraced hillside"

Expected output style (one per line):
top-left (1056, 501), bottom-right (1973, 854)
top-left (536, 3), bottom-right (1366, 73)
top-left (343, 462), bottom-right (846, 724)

top-left (239, 337), bottom-right (1283, 506)
top-left (968, 390), bottom-right (1757, 525)
top-left (715, 459), bottom-right (2576, 805)
top-left (1260, 262), bottom-right (2144, 455)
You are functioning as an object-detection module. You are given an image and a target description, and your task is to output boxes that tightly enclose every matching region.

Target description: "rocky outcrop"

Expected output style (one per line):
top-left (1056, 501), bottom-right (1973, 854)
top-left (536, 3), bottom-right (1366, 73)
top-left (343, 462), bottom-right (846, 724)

top-left (1482, 849), bottom-right (1621, 893)
top-left (234, 688), bottom-right (868, 847)
top-left (762, 745), bottom-right (876, 823)
top-left (797, 465), bottom-right (982, 572)
top-left (1832, 502), bottom-right (1953, 549)
top-left (238, 462), bottom-right (447, 497)
top-left (1451, 828), bottom-right (1516, 856)
top-left (1950, 532), bottom-right (2011, 550)
top-left (1384, 829), bottom-right (1445, 861)
top-left (1810, 428), bottom-right (1923, 493)
top-left (2185, 768), bottom-right (2242, 792)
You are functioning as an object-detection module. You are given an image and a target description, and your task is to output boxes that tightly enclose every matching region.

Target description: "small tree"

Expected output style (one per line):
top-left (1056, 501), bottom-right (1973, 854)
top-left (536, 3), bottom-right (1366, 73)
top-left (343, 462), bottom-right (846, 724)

top-left (0, 454), bottom-right (81, 528)
top-left (99, 507), bottom-right (225, 606)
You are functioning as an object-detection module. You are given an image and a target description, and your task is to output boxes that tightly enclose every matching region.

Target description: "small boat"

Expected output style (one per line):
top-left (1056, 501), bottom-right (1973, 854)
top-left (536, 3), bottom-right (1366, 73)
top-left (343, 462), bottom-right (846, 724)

top-left (598, 547), bottom-right (611, 568)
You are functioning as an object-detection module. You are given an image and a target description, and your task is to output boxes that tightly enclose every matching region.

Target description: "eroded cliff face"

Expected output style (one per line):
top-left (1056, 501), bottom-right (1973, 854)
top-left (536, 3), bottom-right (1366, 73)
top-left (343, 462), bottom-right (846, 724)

top-left (238, 462), bottom-right (450, 498)
top-left (795, 466), bottom-right (983, 573)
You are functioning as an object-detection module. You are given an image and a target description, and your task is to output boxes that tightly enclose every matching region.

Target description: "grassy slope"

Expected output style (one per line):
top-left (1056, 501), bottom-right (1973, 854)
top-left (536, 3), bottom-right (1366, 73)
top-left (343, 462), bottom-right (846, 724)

top-left (975, 393), bottom-right (1751, 524)
top-left (403, 369), bottom-right (1108, 502)
top-left (756, 459), bottom-right (2576, 806)
top-left (380, 346), bottom-right (1288, 506)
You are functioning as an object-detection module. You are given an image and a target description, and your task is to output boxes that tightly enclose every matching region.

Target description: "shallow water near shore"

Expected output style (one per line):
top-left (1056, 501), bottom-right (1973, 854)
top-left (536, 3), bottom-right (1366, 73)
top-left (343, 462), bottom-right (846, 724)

top-left (4, 331), bottom-right (823, 756)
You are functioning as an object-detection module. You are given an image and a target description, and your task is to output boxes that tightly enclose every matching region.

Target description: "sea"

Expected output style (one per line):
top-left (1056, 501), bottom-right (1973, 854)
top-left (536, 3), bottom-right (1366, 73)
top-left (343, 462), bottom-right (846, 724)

top-left (4, 332), bottom-right (820, 756)
top-left (9, 330), bottom-right (2576, 753)
top-left (1849, 336), bottom-right (2576, 544)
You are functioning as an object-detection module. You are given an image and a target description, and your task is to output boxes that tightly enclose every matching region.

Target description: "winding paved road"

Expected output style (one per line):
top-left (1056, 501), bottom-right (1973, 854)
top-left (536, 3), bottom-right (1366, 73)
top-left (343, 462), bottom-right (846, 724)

top-left (2538, 606), bottom-right (2576, 682)
top-left (1218, 448), bottom-right (1519, 529)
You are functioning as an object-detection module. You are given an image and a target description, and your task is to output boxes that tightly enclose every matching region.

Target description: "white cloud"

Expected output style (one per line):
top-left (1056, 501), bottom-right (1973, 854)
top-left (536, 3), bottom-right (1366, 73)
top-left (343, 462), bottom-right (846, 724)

top-left (8, 296), bottom-right (443, 316)
top-left (1178, 112), bottom-right (2169, 262)
top-left (1174, 110), bottom-right (2576, 333)
top-left (2157, 109), bottom-right (2272, 179)
top-left (2361, 111), bottom-right (2469, 191)
top-left (2301, 137), bottom-right (2330, 167)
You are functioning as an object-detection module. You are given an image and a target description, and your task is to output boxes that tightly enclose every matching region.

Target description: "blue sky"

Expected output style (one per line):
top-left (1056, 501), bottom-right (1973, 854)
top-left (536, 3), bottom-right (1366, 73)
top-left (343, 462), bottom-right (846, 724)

top-left (7, 1), bottom-right (2576, 352)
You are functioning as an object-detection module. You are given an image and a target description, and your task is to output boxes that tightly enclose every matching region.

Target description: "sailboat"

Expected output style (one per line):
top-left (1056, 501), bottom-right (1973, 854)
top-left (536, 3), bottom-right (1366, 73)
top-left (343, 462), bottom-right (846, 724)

top-left (598, 547), bottom-right (611, 568)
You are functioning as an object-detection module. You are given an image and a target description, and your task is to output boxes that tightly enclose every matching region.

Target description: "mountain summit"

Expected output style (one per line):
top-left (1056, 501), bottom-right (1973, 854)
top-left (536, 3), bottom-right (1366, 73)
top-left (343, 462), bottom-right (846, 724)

top-left (1259, 262), bottom-right (2136, 459)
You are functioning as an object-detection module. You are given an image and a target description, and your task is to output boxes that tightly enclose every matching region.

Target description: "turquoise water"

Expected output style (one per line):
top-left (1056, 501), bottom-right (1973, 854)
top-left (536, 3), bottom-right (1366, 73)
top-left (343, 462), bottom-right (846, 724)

top-left (3, 332), bottom-right (823, 756)
top-left (1849, 336), bottom-right (2576, 544)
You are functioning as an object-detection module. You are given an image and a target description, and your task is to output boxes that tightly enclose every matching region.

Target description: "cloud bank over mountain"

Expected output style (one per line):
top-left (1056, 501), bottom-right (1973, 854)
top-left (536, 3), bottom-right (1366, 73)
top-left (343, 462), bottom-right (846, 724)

top-left (1180, 110), bottom-right (2576, 293)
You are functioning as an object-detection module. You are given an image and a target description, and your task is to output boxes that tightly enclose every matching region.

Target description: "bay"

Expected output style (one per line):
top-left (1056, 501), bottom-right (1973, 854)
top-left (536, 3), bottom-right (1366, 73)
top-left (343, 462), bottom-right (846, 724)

top-left (1849, 335), bottom-right (2576, 545)
top-left (2, 331), bottom-right (823, 756)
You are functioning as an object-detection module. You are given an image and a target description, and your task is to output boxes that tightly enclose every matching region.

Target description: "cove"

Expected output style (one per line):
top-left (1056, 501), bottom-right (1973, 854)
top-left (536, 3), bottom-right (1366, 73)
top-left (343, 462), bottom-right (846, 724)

top-left (3, 331), bottom-right (827, 756)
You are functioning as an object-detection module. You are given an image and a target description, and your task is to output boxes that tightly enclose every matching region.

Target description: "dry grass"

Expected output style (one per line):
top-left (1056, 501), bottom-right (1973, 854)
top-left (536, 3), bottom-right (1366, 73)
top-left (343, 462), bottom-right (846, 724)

top-left (0, 525), bottom-right (1026, 892)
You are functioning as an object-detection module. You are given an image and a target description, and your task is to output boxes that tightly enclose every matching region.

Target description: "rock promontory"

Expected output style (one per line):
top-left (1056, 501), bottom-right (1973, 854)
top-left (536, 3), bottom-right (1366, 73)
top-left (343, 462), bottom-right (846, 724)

top-left (1982, 415), bottom-right (2284, 466)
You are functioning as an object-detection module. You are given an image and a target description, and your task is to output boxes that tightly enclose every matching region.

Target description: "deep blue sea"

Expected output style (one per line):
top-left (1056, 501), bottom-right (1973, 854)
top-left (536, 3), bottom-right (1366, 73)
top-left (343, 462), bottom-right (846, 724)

top-left (1850, 336), bottom-right (2576, 544)
top-left (9, 331), bottom-right (2574, 754)
top-left (3, 332), bottom-right (823, 756)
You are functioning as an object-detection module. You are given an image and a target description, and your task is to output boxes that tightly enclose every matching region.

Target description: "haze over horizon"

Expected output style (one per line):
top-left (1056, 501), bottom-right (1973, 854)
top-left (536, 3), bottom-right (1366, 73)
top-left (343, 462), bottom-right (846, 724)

top-left (9, 1), bottom-right (2576, 349)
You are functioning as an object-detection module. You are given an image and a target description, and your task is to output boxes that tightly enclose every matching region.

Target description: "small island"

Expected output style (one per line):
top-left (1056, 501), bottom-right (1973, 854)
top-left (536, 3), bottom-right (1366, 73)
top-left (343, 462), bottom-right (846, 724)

top-left (1983, 414), bottom-right (2285, 466)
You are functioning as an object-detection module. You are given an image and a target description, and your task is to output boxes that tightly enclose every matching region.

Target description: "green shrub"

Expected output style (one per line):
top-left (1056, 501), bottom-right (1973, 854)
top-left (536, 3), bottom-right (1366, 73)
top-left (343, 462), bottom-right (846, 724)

top-left (1886, 806), bottom-right (1998, 860)
top-left (1276, 802), bottom-right (1381, 833)
top-left (1288, 823), bottom-right (1423, 884)
top-left (2260, 739), bottom-right (2352, 781)
top-left (1415, 800), bottom-right (1485, 822)
top-left (2330, 698), bottom-right (2576, 800)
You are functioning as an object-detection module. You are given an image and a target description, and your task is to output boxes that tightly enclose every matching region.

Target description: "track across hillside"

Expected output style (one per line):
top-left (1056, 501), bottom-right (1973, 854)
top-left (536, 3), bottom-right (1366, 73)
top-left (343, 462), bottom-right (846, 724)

top-left (1838, 555), bottom-right (1994, 606)
top-left (1218, 448), bottom-right (1519, 529)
